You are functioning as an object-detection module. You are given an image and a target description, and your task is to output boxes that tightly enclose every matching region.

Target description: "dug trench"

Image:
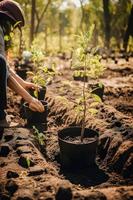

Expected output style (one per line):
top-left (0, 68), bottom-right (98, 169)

top-left (0, 57), bottom-right (133, 199)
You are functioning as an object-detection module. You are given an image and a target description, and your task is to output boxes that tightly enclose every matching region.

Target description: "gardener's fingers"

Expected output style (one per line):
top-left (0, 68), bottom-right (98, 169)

top-left (31, 83), bottom-right (41, 90)
top-left (24, 81), bottom-right (41, 90)
top-left (29, 98), bottom-right (44, 112)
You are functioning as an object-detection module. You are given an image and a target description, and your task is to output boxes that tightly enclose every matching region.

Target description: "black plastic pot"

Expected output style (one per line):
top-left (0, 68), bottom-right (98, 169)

top-left (73, 75), bottom-right (88, 82)
top-left (0, 127), bottom-right (4, 140)
top-left (24, 100), bottom-right (48, 126)
top-left (58, 127), bottom-right (99, 169)
top-left (30, 87), bottom-right (46, 100)
top-left (16, 68), bottom-right (27, 80)
top-left (91, 84), bottom-right (104, 100)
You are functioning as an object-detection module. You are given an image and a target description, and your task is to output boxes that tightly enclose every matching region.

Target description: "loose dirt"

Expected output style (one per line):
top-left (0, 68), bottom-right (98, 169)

top-left (0, 57), bottom-right (133, 199)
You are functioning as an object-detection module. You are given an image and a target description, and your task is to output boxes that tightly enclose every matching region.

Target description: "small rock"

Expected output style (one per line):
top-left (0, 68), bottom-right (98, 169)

top-left (110, 140), bottom-right (133, 173)
top-left (111, 120), bottom-right (122, 128)
top-left (122, 153), bottom-right (133, 178)
top-left (0, 193), bottom-right (10, 200)
top-left (15, 140), bottom-right (31, 149)
top-left (16, 136), bottom-right (27, 140)
top-left (106, 134), bottom-right (122, 163)
top-left (28, 165), bottom-right (44, 176)
top-left (55, 185), bottom-right (72, 200)
top-left (4, 134), bottom-right (14, 142)
top-left (16, 146), bottom-right (31, 155)
top-left (18, 154), bottom-right (35, 168)
top-left (0, 144), bottom-right (11, 157)
top-left (0, 161), bottom-right (6, 167)
top-left (98, 131), bottom-right (113, 159)
top-left (74, 190), bottom-right (107, 200)
top-left (16, 197), bottom-right (33, 200)
top-left (0, 127), bottom-right (4, 140)
top-left (16, 189), bottom-right (33, 200)
top-left (7, 171), bottom-right (19, 179)
top-left (85, 191), bottom-right (107, 200)
top-left (5, 180), bottom-right (18, 195)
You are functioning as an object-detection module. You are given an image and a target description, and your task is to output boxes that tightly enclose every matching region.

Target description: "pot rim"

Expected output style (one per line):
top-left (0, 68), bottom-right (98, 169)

top-left (58, 126), bottom-right (99, 145)
top-left (23, 100), bottom-right (47, 109)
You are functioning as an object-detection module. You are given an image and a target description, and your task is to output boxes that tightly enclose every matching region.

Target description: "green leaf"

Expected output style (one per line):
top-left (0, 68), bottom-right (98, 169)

top-left (26, 158), bottom-right (31, 168)
top-left (90, 102), bottom-right (99, 108)
top-left (26, 71), bottom-right (34, 76)
top-left (14, 21), bottom-right (21, 28)
top-left (88, 108), bottom-right (98, 115)
top-left (34, 90), bottom-right (38, 98)
top-left (91, 94), bottom-right (102, 103)
top-left (4, 35), bottom-right (10, 42)
top-left (98, 82), bottom-right (103, 88)
top-left (52, 63), bottom-right (56, 72)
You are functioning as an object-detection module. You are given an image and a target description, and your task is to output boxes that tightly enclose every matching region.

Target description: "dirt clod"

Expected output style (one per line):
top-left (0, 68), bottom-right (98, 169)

top-left (18, 154), bottom-right (35, 168)
top-left (0, 144), bottom-right (11, 157)
top-left (5, 180), bottom-right (18, 195)
top-left (4, 134), bottom-right (14, 142)
top-left (110, 141), bottom-right (133, 173)
top-left (28, 165), bottom-right (45, 176)
top-left (7, 171), bottom-right (19, 179)
top-left (55, 185), bottom-right (72, 200)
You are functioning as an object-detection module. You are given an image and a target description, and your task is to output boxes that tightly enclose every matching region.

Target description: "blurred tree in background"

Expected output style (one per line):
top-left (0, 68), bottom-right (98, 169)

top-left (13, 0), bottom-right (133, 55)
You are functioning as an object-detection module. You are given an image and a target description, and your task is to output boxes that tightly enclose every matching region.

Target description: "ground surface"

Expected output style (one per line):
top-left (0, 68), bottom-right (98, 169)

top-left (0, 57), bottom-right (133, 200)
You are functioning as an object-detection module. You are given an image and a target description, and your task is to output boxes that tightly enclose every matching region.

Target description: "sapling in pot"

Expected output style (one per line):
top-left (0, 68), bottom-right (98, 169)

top-left (58, 25), bottom-right (106, 169)
top-left (23, 50), bottom-right (47, 125)
top-left (27, 49), bottom-right (57, 100)
top-left (27, 49), bottom-right (46, 100)
top-left (24, 49), bottom-right (56, 126)
top-left (72, 24), bottom-right (105, 142)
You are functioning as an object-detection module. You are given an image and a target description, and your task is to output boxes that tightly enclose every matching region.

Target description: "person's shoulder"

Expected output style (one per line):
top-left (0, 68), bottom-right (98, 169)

top-left (0, 25), bottom-right (4, 35)
top-left (0, 25), bottom-right (5, 56)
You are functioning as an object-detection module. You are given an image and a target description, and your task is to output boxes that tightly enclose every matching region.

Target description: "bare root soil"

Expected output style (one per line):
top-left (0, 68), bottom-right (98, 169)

top-left (63, 136), bottom-right (97, 144)
top-left (0, 57), bottom-right (133, 200)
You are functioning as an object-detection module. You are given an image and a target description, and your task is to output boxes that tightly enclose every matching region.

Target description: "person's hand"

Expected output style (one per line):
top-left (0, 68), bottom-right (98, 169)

top-left (23, 81), bottom-right (41, 91)
top-left (29, 98), bottom-right (44, 112)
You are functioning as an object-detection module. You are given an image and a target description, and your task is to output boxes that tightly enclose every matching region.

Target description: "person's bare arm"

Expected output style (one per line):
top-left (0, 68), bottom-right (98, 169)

top-left (9, 68), bottom-right (38, 90)
top-left (7, 75), bottom-right (44, 112)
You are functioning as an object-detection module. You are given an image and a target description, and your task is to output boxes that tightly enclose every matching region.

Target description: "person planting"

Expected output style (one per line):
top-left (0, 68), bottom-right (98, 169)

top-left (0, 0), bottom-right (44, 128)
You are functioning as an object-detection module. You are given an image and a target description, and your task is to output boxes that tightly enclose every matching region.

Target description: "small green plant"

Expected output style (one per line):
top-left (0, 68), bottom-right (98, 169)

top-left (27, 48), bottom-right (57, 98)
top-left (4, 21), bottom-right (22, 50)
top-left (33, 126), bottom-right (46, 146)
top-left (72, 24), bottom-right (106, 142)
top-left (26, 157), bottom-right (31, 168)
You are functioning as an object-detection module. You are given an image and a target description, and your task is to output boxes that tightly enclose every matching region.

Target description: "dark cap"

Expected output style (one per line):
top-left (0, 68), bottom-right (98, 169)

top-left (0, 0), bottom-right (25, 28)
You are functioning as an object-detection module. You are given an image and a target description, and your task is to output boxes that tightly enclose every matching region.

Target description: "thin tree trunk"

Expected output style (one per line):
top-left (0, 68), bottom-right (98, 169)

top-left (79, 0), bottom-right (85, 31)
top-left (81, 57), bottom-right (87, 142)
top-left (59, 12), bottom-right (62, 52)
top-left (45, 26), bottom-right (48, 53)
top-left (35, 0), bottom-right (51, 34)
top-left (19, 30), bottom-right (23, 59)
top-left (103, 0), bottom-right (110, 48)
top-left (123, 6), bottom-right (133, 51)
top-left (30, 0), bottom-right (36, 46)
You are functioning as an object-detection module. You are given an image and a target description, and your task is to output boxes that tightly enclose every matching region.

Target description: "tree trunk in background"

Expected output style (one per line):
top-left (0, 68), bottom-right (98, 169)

top-left (103, 0), bottom-right (110, 48)
top-left (30, 0), bottom-right (36, 46)
top-left (59, 12), bottom-right (62, 52)
top-left (45, 26), bottom-right (48, 53)
top-left (123, 6), bottom-right (133, 51)
top-left (79, 0), bottom-right (85, 31)
top-left (35, 0), bottom-right (51, 34)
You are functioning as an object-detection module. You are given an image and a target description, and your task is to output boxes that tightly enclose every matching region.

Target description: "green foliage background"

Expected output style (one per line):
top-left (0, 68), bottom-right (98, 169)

top-left (12, 0), bottom-right (132, 55)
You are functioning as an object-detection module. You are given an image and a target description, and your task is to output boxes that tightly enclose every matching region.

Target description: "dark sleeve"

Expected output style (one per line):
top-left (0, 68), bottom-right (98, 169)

top-left (0, 26), bottom-right (9, 77)
top-left (0, 26), bottom-right (6, 57)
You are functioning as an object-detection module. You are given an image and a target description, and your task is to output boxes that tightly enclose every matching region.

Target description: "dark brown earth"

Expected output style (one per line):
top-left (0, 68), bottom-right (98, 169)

top-left (0, 57), bottom-right (133, 200)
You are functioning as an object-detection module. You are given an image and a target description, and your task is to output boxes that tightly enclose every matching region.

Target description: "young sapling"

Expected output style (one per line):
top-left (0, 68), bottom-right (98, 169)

top-left (27, 49), bottom-right (57, 99)
top-left (72, 25), bottom-right (105, 142)
top-left (33, 126), bottom-right (46, 146)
